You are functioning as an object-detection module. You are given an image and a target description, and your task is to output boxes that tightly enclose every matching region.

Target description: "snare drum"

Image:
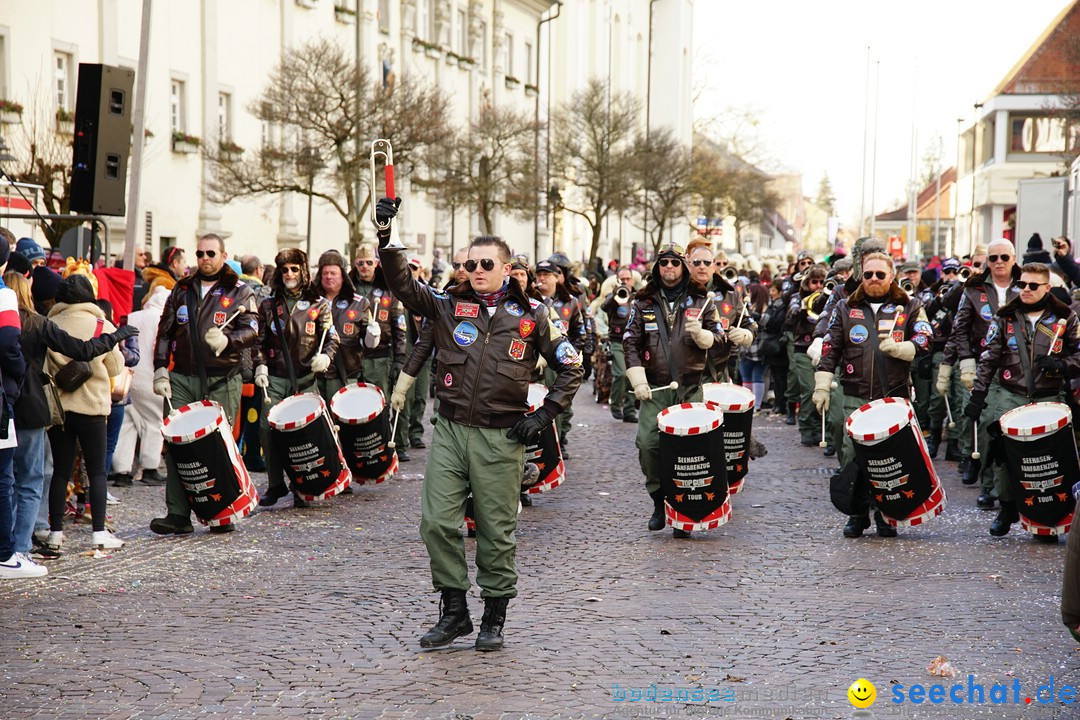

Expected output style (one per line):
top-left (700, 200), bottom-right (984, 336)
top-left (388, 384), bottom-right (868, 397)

top-left (846, 397), bottom-right (946, 528)
top-left (523, 383), bottom-right (564, 495)
top-left (161, 400), bottom-right (257, 527)
top-left (657, 402), bottom-right (730, 531)
top-left (268, 393), bottom-right (351, 500)
top-left (330, 383), bottom-right (398, 484)
top-left (702, 382), bottom-right (754, 494)
top-left (1000, 402), bottom-right (1079, 536)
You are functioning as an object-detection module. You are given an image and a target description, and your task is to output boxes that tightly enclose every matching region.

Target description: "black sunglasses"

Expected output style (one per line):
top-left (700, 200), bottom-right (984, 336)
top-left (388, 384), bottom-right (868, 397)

top-left (863, 270), bottom-right (888, 280)
top-left (452, 262), bottom-right (463, 270)
top-left (195, 250), bottom-right (217, 259)
top-left (988, 254), bottom-right (1011, 263)
top-left (1014, 281), bottom-right (1048, 291)
top-left (464, 258), bottom-right (496, 272)
top-left (690, 259), bottom-right (711, 267)
top-left (657, 258), bottom-right (681, 268)
top-left (942, 268), bottom-right (958, 274)
top-left (356, 259), bottom-right (375, 267)
top-left (281, 265), bottom-right (302, 275)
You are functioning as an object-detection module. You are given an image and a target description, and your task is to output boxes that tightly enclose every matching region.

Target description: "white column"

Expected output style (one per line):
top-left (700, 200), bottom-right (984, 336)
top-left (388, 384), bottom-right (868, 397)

top-left (197, 0), bottom-right (223, 237)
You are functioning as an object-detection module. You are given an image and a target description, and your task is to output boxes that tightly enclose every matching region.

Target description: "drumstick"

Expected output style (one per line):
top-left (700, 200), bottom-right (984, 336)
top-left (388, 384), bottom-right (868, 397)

top-left (1047, 324), bottom-right (1063, 357)
top-left (217, 303), bottom-right (248, 330)
top-left (315, 326), bottom-right (330, 356)
top-left (648, 381), bottom-right (679, 393)
top-left (971, 419), bottom-right (981, 461)
top-left (388, 408), bottom-right (401, 449)
top-left (819, 410), bottom-right (828, 449)
top-left (943, 395), bottom-right (956, 429)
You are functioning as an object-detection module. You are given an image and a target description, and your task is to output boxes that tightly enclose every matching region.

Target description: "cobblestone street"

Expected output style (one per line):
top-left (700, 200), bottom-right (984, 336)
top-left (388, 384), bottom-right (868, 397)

top-left (2, 391), bottom-right (1078, 720)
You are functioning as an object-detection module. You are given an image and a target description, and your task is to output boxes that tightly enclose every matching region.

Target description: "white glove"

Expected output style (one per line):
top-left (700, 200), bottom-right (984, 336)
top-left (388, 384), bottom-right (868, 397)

top-left (806, 336), bottom-right (824, 366)
top-left (936, 363), bottom-right (953, 396)
top-left (391, 372), bottom-right (416, 412)
top-left (535, 354), bottom-right (548, 372)
top-left (152, 367), bottom-right (171, 399)
top-left (310, 353), bottom-right (331, 374)
top-left (878, 333), bottom-right (916, 362)
top-left (364, 318), bottom-right (381, 349)
top-left (959, 358), bottom-right (977, 390)
top-left (626, 365), bottom-right (651, 402)
top-left (204, 326), bottom-right (228, 356)
top-left (812, 371), bottom-right (833, 415)
top-left (683, 318), bottom-right (715, 350)
top-left (728, 327), bottom-right (753, 348)
top-left (254, 364), bottom-right (269, 389)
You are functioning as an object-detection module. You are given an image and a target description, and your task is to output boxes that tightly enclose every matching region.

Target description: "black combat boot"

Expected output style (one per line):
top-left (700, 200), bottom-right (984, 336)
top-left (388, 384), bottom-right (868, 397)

top-left (961, 459), bottom-right (981, 486)
top-left (623, 409), bottom-right (639, 423)
top-left (672, 528), bottom-right (691, 539)
top-left (944, 438), bottom-right (961, 462)
top-left (420, 589), bottom-right (473, 648)
top-left (874, 510), bottom-right (897, 538)
top-left (648, 491), bottom-right (665, 531)
top-left (785, 402), bottom-right (797, 426)
top-left (977, 489), bottom-right (997, 510)
top-left (926, 427), bottom-right (942, 459)
top-left (843, 514), bottom-right (871, 538)
top-left (475, 597), bottom-right (510, 652)
top-left (957, 457), bottom-right (970, 475)
top-left (989, 501), bottom-right (1019, 537)
top-left (611, 405), bottom-right (623, 420)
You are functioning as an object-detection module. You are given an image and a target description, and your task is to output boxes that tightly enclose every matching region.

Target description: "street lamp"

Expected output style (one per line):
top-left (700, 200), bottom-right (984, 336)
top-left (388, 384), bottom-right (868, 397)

top-left (297, 145), bottom-right (324, 260)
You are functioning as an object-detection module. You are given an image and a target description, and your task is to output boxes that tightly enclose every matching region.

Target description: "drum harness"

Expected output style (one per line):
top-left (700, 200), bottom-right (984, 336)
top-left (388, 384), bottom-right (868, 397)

top-left (653, 295), bottom-right (689, 403)
top-left (273, 299), bottom-right (300, 396)
top-left (865, 302), bottom-right (908, 400)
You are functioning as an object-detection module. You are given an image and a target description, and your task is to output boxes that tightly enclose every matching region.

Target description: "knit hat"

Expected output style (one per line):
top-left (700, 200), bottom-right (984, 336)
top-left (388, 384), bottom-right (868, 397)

top-left (1023, 233), bottom-right (1052, 264)
top-left (31, 266), bottom-right (63, 303)
top-left (15, 237), bottom-right (44, 263)
top-left (6, 252), bottom-right (31, 277)
top-left (56, 274), bottom-right (97, 305)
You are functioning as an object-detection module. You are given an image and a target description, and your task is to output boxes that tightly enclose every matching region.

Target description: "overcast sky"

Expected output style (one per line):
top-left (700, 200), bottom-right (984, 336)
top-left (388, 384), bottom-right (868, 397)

top-left (692, 0), bottom-right (1072, 226)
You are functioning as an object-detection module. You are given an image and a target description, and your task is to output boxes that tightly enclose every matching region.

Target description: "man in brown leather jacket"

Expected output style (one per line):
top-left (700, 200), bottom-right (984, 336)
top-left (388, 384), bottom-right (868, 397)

top-left (314, 250), bottom-right (375, 400)
top-left (255, 248), bottom-right (340, 509)
top-left (534, 260), bottom-right (586, 456)
top-left (375, 198), bottom-right (582, 653)
top-left (787, 265), bottom-right (827, 446)
top-left (965, 262), bottom-right (1080, 540)
top-left (622, 243), bottom-right (727, 538)
top-left (600, 266), bottom-right (637, 422)
top-left (150, 234), bottom-right (259, 536)
top-left (686, 239), bottom-right (755, 381)
top-left (814, 251), bottom-right (933, 538)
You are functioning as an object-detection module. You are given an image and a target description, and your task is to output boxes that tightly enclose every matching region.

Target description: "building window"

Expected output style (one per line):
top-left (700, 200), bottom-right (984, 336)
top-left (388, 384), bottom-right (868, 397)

top-left (502, 32), bottom-right (513, 76)
top-left (0, 34), bottom-right (8, 100)
top-left (54, 51), bottom-right (73, 112)
top-left (457, 9), bottom-right (467, 54)
top-left (218, 92), bottom-right (231, 140)
top-left (478, 20), bottom-right (487, 70)
top-left (170, 80), bottom-right (184, 133)
top-left (1009, 114), bottom-right (1078, 154)
top-left (524, 40), bottom-right (533, 84)
top-left (378, 0), bottom-right (390, 33)
top-left (416, 0), bottom-right (433, 40)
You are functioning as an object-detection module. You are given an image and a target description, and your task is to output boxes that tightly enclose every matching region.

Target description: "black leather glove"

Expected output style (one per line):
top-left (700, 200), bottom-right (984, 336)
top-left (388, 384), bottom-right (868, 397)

top-left (1036, 354), bottom-right (1066, 374)
top-left (964, 392), bottom-right (986, 421)
top-left (505, 407), bottom-right (553, 446)
top-left (115, 325), bottom-right (139, 341)
top-left (374, 196), bottom-right (401, 246)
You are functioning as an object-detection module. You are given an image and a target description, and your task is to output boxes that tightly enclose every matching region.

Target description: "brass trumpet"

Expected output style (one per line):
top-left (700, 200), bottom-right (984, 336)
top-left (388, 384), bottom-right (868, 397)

top-left (370, 138), bottom-right (405, 250)
top-left (614, 285), bottom-right (632, 305)
top-left (958, 266), bottom-right (972, 281)
top-left (721, 266), bottom-right (739, 282)
top-left (803, 289), bottom-right (822, 322)
top-left (823, 278), bottom-right (838, 295)
top-left (900, 279), bottom-right (916, 295)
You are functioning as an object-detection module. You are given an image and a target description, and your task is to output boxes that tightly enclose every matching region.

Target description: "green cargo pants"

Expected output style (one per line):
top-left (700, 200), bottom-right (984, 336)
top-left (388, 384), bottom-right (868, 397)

top-left (260, 373), bottom-right (317, 494)
top-left (980, 385), bottom-right (1049, 503)
top-left (609, 343), bottom-right (635, 417)
top-left (837, 394), bottom-right (872, 470)
top-left (363, 355), bottom-right (407, 449)
top-left (793, 351), bottom-right (821, 444)
top-left (164, 371), bottom-right (243, 517)
top-left (828, 371), bottom-right (845, 452)
top-left (419, 417), bottom-right (526, 597)
top-left (407, 356), bottom-right (431, 443)
top-left (636, 384), bottom-right (704, 496)
top-left (784, 331), bottom-right (798, 411)
top-left (544, 366), bottom-right (574, 441)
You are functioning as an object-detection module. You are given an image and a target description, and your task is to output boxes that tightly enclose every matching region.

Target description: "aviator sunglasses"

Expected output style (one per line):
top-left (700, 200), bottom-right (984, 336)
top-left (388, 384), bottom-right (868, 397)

top-left (464, 258), bottom-right (496, 272)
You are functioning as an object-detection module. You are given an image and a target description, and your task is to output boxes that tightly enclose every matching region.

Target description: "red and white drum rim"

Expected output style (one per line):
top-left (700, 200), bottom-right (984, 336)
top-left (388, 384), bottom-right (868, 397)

top-left (665, 497), bottom-right (732, 531)
top-left (330, 382), bottom-right (386, 425)
top-left (268, 393), bottom-right (326, 431)
top-left (880, 484), bottom-right (947, 528)
top-left (846, 396), bottom-right (914, 442)
top-left (1021, 513), bottom-right (1072, 536)
top-left (701, 382), bottom-right (755, 412)
top-left (1000, 401), bottom-right (1072, 437)
top-left (657, 401), bottom-right (723, 436)
top-left (161, 400), bottom-right (226, 444)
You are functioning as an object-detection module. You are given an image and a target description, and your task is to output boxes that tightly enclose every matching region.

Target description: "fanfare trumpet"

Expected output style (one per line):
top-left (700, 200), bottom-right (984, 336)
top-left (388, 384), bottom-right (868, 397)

top-left (900, 279), bottom-right (916, 295)
top-left (721, 266), bottom-right (739, 283)
top-left (614, 285), bottom-right (633, 305)
top-left (370, 139), bottom-right (405, 250)
top-left (958, 266), bottom-right (972, 281)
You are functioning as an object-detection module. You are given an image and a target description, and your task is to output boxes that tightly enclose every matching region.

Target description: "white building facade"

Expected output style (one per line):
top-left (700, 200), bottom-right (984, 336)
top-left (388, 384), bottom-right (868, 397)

top-left (0, 0), bottom-right (692, 270)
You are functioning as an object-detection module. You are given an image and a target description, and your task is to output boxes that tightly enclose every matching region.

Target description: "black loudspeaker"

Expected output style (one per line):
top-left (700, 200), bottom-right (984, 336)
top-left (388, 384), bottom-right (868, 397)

top-left (70, 63), bottom-right (135, 216)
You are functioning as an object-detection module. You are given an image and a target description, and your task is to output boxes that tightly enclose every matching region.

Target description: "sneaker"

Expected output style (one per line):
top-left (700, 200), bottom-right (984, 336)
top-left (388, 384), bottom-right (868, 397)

top-left (0, 553), bottom-right (48, 578)
top-left (33, 529), bottom-right (50, 546)
top-left (92, 530), bottom-right (125, 549)
top-left (30, 543), bottom-right (61, 561)
top-left (45, 531), bottom-right (63, 551)
top-left (106, 491), bottom-right (121, 505)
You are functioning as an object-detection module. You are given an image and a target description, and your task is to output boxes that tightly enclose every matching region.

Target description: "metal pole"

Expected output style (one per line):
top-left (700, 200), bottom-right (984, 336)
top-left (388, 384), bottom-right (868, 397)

top-left (306, 173), bottom-right (314, 260)
top-left (534, 2), bottom-right (562, 261)
top-left (869, 60), bottom-right (880, 239)
top-left (354, 0), bottom-right (363, 260)
top-left (123, 0), bottom-right (152, 270)
top-left (859, 46), bottom-right (870, 235)
top-left (934, 136), bottom-right (942, 258)
top-left (0, 213), bottom-right (110, 259)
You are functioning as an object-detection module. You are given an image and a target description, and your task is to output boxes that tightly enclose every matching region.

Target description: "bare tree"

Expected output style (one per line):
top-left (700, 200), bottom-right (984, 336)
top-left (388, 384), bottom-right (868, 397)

top-left (815, 173), bottom-right (836, 216)
top-left (689, 133), bottom-right (780, 243)
top-left (427, 103), bottom-right (541, 235)
top-left (629, 127), bottom-right (693, 255)
top-left (205, 38), bottom-right (452, 256)
top-left (551, 78), bottom-right (641, 262)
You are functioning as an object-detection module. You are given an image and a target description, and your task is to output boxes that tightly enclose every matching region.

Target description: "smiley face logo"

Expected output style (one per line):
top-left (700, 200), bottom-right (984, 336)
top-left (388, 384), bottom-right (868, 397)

top-left (847, 678), bottom-right (876, 708)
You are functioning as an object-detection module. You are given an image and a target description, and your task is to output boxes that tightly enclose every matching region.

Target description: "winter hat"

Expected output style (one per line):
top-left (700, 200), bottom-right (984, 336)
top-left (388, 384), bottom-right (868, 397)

top-left (0, 237), bottom-right (10, 268)
top-left (15, 237), bottom-right (44, 263)
top-left (56, 274), bottom-right (97, 305)
top-left (6, 251), bottom-right (31, 277)
top-left (31, 265), bottom-right (63, 303)
top-left (1023, 233), bottom-right (1052, 264)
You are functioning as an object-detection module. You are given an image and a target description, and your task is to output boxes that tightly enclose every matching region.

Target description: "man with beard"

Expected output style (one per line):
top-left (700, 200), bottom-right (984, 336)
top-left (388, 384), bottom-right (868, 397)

top-left (623, 243), bottom-right (728, 539)
top-left (255, 249), bottom-right (339, 509)
top-left (815, 252), bottom-right (933, 538)
top-left (965, 263), bottom-right (1080, 541)
top-left (375, 197), bottom-right (583, 652)
top-left (938, 239), bottom-right (1019, 500)
top-left (315, 250), bottom-right (376, 400)
top-left (349, 244), bottom-right (409, 459)
top-left (150, 234), bottom-right (259, 535)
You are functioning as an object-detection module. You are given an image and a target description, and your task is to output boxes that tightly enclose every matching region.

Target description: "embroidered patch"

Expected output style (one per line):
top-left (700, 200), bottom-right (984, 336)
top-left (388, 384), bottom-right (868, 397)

top-left (504, 301), bottom-right (524, 317)
top-left (849, 309), bottom-right (865, 319)
top-left (214, 312), bottom-right (226, 325)
top-left (849, 325), bottom-right (868, 344)
top-left (555, 341), bottom-right (581, 366)
top-left (455, 302), bottom-right (480, 318)
top-left (554, 320), bottom-right (568, 334)
top-left (685, 308), bottom-right (702, 321)
top-left (914, 321), bottom-right (933, 335)
top-left (1053, 339), bottom-right (1063, 354)
top-left (644, 322), bottom-right (658, 332)
top-left (296, 300), bottom-right (311, 311)
top-left (444, 373), bottom-right (453, 387)
top-left (617, 306), bottom-right (628, 318)
top-left (212, 288), bottom-right (222, 296)
top-left (397, 314), bottom-right (407, 331)
top-left (821, 342), bottom-right (831, 356)
top-left (894, 312), bottom-right (907, 327)
top-left (378, 309), bottom-right (388, 322)
top-left (1007, 336), bottom-right (1018, 351)
top-left (561, 306), bottom-right (571, 318)
top-left (913, 333), bottom-right (929, 348)
top-left (882, 303), bottom-right (895, 314)
top-left (980, 293), bottom-right (987, 302)
top-left (1003, 369), bottom-right (1012, 380)
top-left (720, 317), bottom-right (730, 330)
top-left (380, 295), bottom-right (391, 307)
top-left (846, 363), bottom-right (855, 374)
top-left (644, 350), bottom-right (651, 361)
top-left (269, 322), bottom-right (279, 335)
top-left (305, 321), bottom-right (316, 335)
top-left (346, 309), bottom-right (358, 320)
top-left (343, 322), bottom-right (356, 336)
top-left (980, 304), bottom-right (993, 321)
top-left (177, 306), bottom-right (189, 324)
top-left (453, 321), bottom-right (479, 347)
top-left (337, 299), bottom-right (349, 309)
top-left (220, 297), bottom-right (232, 310)
top-left (308, 308), bottom-right (320, 321)
top-left (986, 323), bottom-right (998, 342)
top-left (373, 288), bottom-right (382, 297)
top-left (509, 338), bottom-right (526, 360)
top-left (722, 302), bottom-right (732, 315)
top-left (519, 319), bottom-right (535, 338)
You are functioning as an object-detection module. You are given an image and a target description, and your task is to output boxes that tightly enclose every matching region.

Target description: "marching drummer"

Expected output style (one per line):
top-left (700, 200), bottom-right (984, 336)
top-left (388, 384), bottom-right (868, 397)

top-left (150, 234), bottom-right (259, 536)
top-left (534, 259), bottom-right (587, 459)
top-left (255, 249), bottom-right (340, 509)
top-left (787, 264), bottom-right (827, 447)
top-left (814, 251), bottom-right (933, 538)
top-left (314, 250), bottom-right (376, 399)
top-left (622, 242), bottom-right (728, 539)
top-left (348, 243), bottom-right (410, 460)
top-left (686, 239), bottom-right (755, 382)
top-left (965, 262), bottom-right (1080, 542)
top-left (599, 266), bottom-right (637, 422)
top-left (375, 196), bottom-right (583, 652)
